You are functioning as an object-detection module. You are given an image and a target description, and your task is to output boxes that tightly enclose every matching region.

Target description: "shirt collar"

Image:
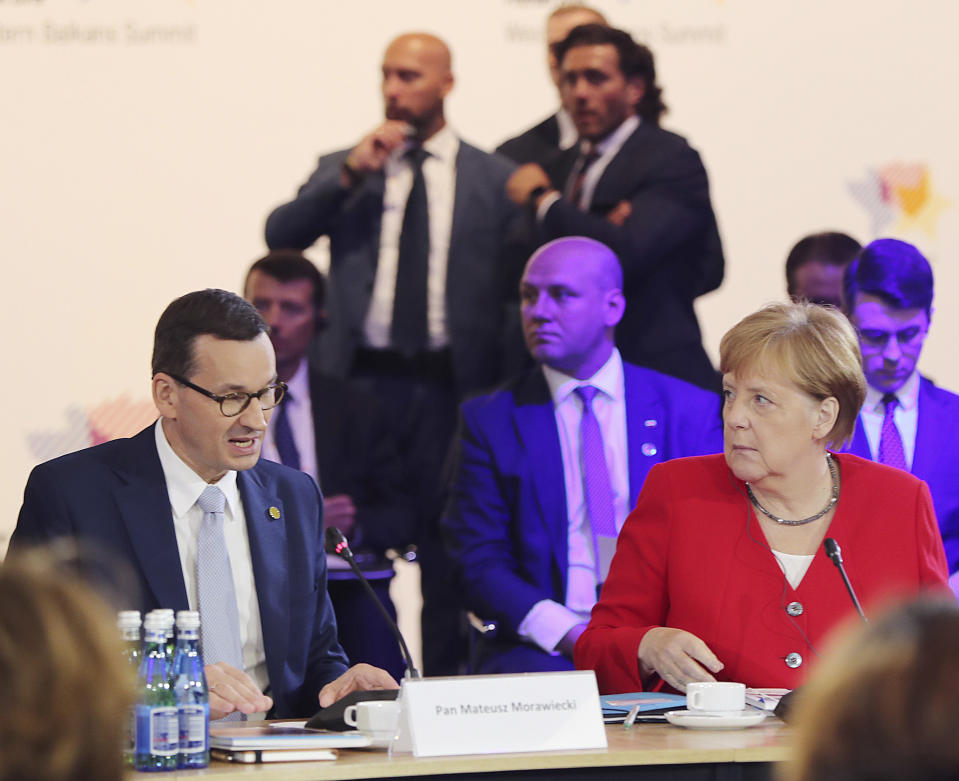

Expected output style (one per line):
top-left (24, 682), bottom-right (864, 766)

top-left (556, 108), bottom-right (578, 150)
top-left (284, 357), bottom-right (310, 406)
top-left (154, 418), bottom-right (240, 519)
top-left (388, 124), bottom-right (459, 169)
top-left (581, 114), bottom-right (640, 158)
top-left (865, 370), bottom-right (920, 412)
top-left (542, 348), bottom-right (624, 406)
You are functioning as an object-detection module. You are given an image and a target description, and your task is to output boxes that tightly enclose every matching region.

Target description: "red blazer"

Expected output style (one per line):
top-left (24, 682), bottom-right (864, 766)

top-left (575, 453), bottom-right (949, 693)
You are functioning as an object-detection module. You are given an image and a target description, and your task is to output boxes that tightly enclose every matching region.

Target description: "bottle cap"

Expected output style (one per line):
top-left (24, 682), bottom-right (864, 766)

top-left (116, 610), bottom-right (141, 630)
top-left (175, 610), bottom-right (201, 631)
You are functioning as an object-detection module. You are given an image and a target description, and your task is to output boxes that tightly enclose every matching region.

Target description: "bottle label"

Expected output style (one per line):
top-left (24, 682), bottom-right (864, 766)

top-left (178, 704), bottom-right (209, 753)
top-left (135, 705), bottom-right (178, 756)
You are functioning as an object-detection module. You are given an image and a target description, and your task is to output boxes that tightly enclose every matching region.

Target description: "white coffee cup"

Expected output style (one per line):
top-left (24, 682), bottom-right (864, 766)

top-left (685, 682), bottom-right (746, 714)
top-left (344, 700), bottom-right (401, 739)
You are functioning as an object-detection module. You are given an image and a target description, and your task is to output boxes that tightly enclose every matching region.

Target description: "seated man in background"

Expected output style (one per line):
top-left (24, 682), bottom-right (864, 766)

top-left (785, 230), bottom-right (861, 307)
top-left (442, 237), bottom-right (722, 674)
top-left (11, 288), bottom-right (397, 718)
top-left (842, 238), bottom-right (959, 580)
top-left (244, 251), bottom-right (417, 681)
top-left (496, 3), bottom-right (608, 166)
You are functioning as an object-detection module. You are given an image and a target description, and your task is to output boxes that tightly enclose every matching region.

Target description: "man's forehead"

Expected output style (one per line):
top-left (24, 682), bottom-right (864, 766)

top-left (851, 293), bottom-right (928, 325)
top-left (248, 273), bottom-right (314, 302)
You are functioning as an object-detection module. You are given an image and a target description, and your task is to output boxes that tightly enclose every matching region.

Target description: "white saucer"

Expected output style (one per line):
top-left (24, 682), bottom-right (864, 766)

top-left (665, 709), bottom-right (768, 730)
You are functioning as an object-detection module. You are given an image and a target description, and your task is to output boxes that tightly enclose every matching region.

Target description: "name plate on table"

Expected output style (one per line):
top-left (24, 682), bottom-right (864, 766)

top-left (399, 671), bottom-right (606, 757)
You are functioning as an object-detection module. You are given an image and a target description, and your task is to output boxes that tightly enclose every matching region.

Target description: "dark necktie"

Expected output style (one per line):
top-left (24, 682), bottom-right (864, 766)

top-left (391, 146), bottom-right (430, 356)
top-left (272, 391), bottom-right (300, 470)
top-left (575, 386), bottom-right (617, 587)
top-left (878, 392), bottom-right (908, 471)
top-left (565, 145), bottom-right (599, 209)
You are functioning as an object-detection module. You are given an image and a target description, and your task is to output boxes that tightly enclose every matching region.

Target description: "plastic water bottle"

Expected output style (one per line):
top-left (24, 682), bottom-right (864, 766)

top-left (172, 610), bottom-right (210, 769)
top-left (156, 608), bottom-right (176, 660)
top-left (117, 610), bottom-right (141, 767)
top-left (134, 612), bottom-right (179, 771)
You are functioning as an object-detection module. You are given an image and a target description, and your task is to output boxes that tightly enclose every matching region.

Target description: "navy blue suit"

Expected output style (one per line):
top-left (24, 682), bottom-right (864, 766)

top-left (441, 362), bottom-right (723, 673)
top-left (10, 425), bottom-right (349, 718)
top-left (844, 375), bottom-right (959, 574)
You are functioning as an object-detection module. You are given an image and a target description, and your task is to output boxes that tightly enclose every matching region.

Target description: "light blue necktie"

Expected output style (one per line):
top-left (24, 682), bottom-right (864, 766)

top-left (196, 485), bottom-right (244, 720)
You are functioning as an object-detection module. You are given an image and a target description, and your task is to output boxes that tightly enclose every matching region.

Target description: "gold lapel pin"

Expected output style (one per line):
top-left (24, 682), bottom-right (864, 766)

top-left (268, 506), bottom-right (281, 521)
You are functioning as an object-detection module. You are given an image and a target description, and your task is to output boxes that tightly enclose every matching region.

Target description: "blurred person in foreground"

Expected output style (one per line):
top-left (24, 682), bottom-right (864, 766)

top-left (575, 302), bottom-right (948, 693)
top-left (783, 597), bottom-right (959, 781)
top-left (0, 548), bottom-right (133, 781)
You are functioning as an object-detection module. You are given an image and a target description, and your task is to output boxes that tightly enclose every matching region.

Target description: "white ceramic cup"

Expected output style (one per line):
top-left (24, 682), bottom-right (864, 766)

top-left (344, 700), bottom-right (401, 737)
top-left (685, 682), bottom-right (746, 714)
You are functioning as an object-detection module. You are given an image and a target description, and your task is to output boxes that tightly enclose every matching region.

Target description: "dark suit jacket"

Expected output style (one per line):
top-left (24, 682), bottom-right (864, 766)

top-left (10, 425), bottom-right (350, 718)
top-left (844, 375), bottom-right (959, 573)
top-left (309, 369), bottom-right (416, 554)
top-left (537, 122), bottom-right (725, 390)
top-left (265, 140), bottom-right (523, 397)
top-left (496, 114), bottom-right (561, 167)
top-left (441, 361), bottom-right (722, 672)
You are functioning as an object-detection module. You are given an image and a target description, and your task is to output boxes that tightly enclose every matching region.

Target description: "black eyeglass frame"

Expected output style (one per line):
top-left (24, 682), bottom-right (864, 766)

top-left (166, 373), bottom-right (287, 417)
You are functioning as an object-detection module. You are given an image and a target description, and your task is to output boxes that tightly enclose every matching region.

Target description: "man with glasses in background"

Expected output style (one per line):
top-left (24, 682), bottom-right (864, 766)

top-left (10, 288), bottom-right (397, 719)
top-left (842, 239), bottom-right (959, 581)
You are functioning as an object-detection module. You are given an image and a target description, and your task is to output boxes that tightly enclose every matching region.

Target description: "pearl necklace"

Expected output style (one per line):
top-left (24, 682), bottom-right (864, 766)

top-left (746, 454), bottom-right (839, 526)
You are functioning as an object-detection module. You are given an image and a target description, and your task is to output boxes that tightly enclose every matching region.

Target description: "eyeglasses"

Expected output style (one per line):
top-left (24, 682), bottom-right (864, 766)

top-left (857, 326), bottom-right (926, 350)
top-left (167, 374), bottom-right (287, 417)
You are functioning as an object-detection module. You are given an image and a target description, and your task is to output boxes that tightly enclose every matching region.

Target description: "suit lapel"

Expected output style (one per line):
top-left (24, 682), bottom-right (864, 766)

top-left (238, 466), bottom-right (290, 696)
top-left (114, 427), bottom-right (189, 610)
top-left (847, 415), bottom-right (873, 460)
top-left (912, 376), bottom-right (941, 478)
top-left (590, 124), bottom-right (647, 210)
top-left (623, 365), bottom-right (665, 507)
top-left (512, 371), bottom-right (569, 578)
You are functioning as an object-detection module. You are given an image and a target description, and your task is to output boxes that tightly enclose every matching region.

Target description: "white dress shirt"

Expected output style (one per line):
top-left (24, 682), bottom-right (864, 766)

top-left (517, 349), bottom-right (630, 654)
top-left (154, 419), bottom-right (270, 709)
top-left (261, 357), bottom-right (319, 486)
top-left (860, 370), bottom-right (920, 470)
top-left (363, 124), bottom-right (459, 350)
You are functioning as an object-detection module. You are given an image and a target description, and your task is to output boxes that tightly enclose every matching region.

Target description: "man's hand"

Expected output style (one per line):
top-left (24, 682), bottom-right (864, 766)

top-left (342, 121), bottom-right (412, 184)
top-left (606, 199), bottom-right (632, 226)
top-left (324, 494), bottom-right (357, 537)
top-left (637, 627), bottom-right (724, 692)
top-left (555, 621), bottom-right (588, 659)
top-left (205, 662), bottom-right (274, 720)
top-left (506, 164), bottom-right (554, 207)
top-left (318, 663), bottom-right (400, 708)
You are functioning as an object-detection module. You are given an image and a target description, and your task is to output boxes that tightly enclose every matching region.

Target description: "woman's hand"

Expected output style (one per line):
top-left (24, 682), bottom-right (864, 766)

top-left (638, 627), bottom-right (724, 691)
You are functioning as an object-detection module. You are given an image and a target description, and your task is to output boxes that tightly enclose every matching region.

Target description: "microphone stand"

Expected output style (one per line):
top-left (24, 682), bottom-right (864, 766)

top-left (325, 527), bottom-right (421, 678)
top-left (824, 537), bottom-right (867, 622)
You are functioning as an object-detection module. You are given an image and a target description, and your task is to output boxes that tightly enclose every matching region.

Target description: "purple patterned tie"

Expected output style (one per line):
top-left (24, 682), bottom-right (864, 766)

top-left (878, 393), bottom-right (908, 471)
top-left (575, 386), bottom-right (617, 537)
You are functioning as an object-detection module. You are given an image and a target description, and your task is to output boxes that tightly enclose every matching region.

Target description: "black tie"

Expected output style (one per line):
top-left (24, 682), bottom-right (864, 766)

top-left (391, 146), bottom-right (430, 356)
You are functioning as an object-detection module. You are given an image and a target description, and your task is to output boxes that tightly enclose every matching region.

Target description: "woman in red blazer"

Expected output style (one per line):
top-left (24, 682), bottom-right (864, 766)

top-left (575, 303), bottom-right (949, 693)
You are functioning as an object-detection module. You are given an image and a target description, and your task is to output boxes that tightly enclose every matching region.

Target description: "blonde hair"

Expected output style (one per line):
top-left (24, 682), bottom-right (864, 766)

top-left (0, 548), bottom-right (134, 781)
top-left (782, 597), bottom-right (959, 781)
top-left (719, 302), bottom-right (865, 447)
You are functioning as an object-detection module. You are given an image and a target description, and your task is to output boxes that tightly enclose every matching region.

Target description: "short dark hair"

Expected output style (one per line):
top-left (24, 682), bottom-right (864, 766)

top-left (554, 24), bottom-right (666, 125)
top-left (785, 231), bottom-right (862, 299)
top-left (244, 250), bottom-right (327, 315)
top-left (151, 289), bottom-right (267, 379)
top-left (843, 238), bottom-right (934, 316)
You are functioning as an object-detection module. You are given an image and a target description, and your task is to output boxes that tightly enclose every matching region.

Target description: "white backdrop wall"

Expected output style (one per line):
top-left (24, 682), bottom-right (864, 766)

top-left (4, 0), bottom-right (958, 545)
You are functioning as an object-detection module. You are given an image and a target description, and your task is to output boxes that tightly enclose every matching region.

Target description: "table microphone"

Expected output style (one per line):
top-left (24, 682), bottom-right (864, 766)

top-left (324, 526), bottom-right (421, 679)
top-left (824, 537), bottom-right (867, 622)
